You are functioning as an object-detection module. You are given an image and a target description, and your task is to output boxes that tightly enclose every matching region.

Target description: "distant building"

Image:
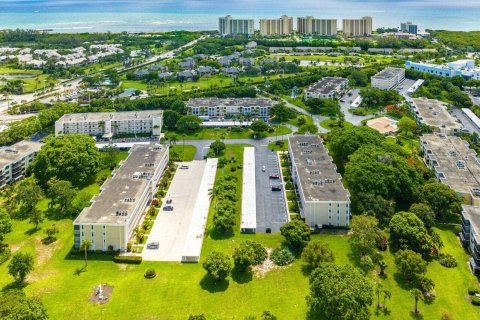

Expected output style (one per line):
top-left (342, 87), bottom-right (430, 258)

top-left (297, 16), bottom-right (337, 36)
top-left (400, 22), bottom-right (418, 35)
top-left (368, 48), bottom-right (393, 54)
top-left (342, 16), bottom-right (373, 37)
top-left (420, 134), bottom-right (480, 205)
top-left (219, 15), bottom-right (254, 35)
top-left (0, 141), bottom-right (42, 189)
top-left (55, 111), bottom-right (163, 138)
top-left (186, 98), bottom-right (274, 119)
top-left (409, 98), bottom-right (462, 135)
top-left (460, 205), bottom-right (480, 275)
top-left (239, 57), bottom-right (255, 66)
top-left (245, 41), bottom-right (257, 49)
top-left (304, 77), bottom-right (348, 100)
top-left (405, 59), bottom-right (480, 80)
top-left (73, 144), bottom-right (169, 252)
top-left (371, 67), bottom-right (405, 90)
top-left (288, 135), bottom-right (351, 228)
top-left (259, 15), bottom-right (293, 36)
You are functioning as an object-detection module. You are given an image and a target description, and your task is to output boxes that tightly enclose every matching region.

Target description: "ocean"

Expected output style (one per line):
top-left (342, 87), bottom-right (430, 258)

top-left (0, 1), bottom-right (479, 32)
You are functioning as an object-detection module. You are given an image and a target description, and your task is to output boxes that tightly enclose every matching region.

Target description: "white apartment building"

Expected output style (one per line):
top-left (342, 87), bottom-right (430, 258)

top-left (420, 134), bottom-right (480, 206)
top-left (304, 77), bottom-right (348, 100)
top-left (342, 16), bottom-right (373, 37)
top-left (186, 98), bottom-right (275, 119)
top-left (55, 111), bottom-right (163, 138)
top-left (73, 144), bottom-right (169, 252)
top-left (0, 141), bottom-right (42, 188)
top-left (405, 59), bottom-right (480, 80)
top-left (371, 67), bottom-right (406, 90)
top-left (259, 15), bottom-right (293, 36)
top-left (409, 98), bottom-right (463, 135)
top-left (219, 15), bottom-right (254, 35)
top-left (297, 16), bottom-right (337, 36)
top-left (288, 135), bottom-right (351, 228)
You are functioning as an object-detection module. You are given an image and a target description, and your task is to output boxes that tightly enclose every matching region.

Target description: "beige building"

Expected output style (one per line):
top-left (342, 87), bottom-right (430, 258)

top-left (186, 98), bottom-right (274, 119)
top-left (259, 15), bottom-right (293, 36)
top-left (297, 16), bottom-right (337, 36)
top-left (219, 15), bottom-right (255, 35)
top-left (55, 111), bottom-right (163, 138)
top-left (420, 134), bottom-right (480, 206)
top-left (342, 16), bottom-right (373, 37)
top-left (304, 77), bottom-right (348, 100)
top-left (366, 117), bottom-right (398, 135)
top-left (0, 141), bottom-right (42, 188)
top-left (73, 144), bottom-right (169, 251)
top-left (288, 135), bottom-right (351, 228)
top-left (409, 98), bottom-right (463, 135)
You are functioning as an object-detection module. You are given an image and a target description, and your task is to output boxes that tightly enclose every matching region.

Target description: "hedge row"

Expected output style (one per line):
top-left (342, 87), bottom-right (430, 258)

top-left (113, 254), bottom-right (142, 264)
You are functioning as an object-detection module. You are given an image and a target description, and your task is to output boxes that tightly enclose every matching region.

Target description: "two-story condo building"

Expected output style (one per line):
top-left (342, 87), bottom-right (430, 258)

top-left (304, 77), bottom-right (348, 100)
top-left (186, 98), bottom-right (274, 120)
top-left (0, 141), bottom-right (42, 188)
top-left (460, 205), bottom-right (480, 275)
top-left (409, 98), bottom-right (462, 135)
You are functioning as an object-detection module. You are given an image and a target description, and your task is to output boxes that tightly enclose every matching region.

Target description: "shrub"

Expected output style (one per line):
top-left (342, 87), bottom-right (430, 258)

top-left (271, 246), bottom-right (294, 266)
top-left (249, 241), bottom-right (268, 265)
top-left (230, 165), bottom-right (237, 172)
top-left (113, 254), bottom-right (142, 264)
top-left (472, 296), bottom-right (480, 306)
top-left (441, 310), bottom-right (454, 320)
top-left (0, 247), bottom-right (11, 265)
top-left (438, 253), bottom-right (457, 268)
top-left (144, 268), bottom-right (156, 279)
top-left (468, 286), bottom-right (479, 295)
top-left (127, 242), bottom-right (133, 252)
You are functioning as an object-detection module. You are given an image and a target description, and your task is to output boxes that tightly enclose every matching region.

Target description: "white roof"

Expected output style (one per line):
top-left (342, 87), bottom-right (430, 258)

top-left (241, 147), bottom-right (256, 231)
top-left (462, 108), bottom-right (480, 129)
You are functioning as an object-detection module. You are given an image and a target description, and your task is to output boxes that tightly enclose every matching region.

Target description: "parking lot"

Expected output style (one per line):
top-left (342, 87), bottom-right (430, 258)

top-left (339, 89), bottom-right (370, 125)
top-left (255, 145), bottom-right (288, 233)
top-left (142, 161), bottom-right (206, 261)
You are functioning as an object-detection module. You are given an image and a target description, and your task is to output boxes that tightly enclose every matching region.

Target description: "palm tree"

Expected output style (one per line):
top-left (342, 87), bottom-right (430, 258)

top-left (383, 290), bottom-right (392, 309)
top-left (375, 283), bottom-right (383, 308)
top-left (80, 239), bottom-right (92, 269)
top-left (410, 288), bottom-right (423, 315)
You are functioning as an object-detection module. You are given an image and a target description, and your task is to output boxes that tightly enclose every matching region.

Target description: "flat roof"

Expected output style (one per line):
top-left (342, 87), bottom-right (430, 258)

top-left (58, 110), bottom-right (163, 123)
top-left (74, 144), bottom-right (167, 225)
top-left (241, 147), bottom-right (256, 230)
top-left (305, 77), bottom-right (348, 95)
top-left (372, 67), bottom-right (405, 80)
top-left (288, 135), bottom-right (350, 202)
top-left (367, 117), bottom-right (398, 134)
top-left (421, 134), bottom-right (480, 195)
top-left (0, 140), bottom-right (42, 169)
top-left (463, 205), bottom-right (480, 236)
top-left (411, 98), bottom-right (462, 130)
top-left (186, 98), bottom-right (274, 108)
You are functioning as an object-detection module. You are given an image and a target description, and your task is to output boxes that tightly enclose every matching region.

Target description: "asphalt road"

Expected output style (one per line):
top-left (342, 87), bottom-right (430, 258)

top-left (254, 144), bottom-right (288, 233)
top-left (339, 88), bottom-right (370, 125)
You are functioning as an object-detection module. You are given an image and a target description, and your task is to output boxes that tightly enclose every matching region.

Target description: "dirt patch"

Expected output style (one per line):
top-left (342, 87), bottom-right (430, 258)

top-left (89, 284), bottom-right (113, 304)
top-left (252, 248), bottom-right (290, 279)
top-left (34, 236), bottom-right (61, 267)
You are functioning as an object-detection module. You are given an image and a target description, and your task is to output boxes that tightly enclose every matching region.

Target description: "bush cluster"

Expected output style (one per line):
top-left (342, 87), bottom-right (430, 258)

top-left (0, 247), bottom-right (11, 265)
top-left (271, 246), bottom-right (294, 266)
top-left (212, 174), bottom-right (238, 233)
top-left (468, 286), bottom-right (479, 296)
top-left (144, 269), bottom-right (157, 279)
top-left (113, 254), bottom-right (142, 264)
top-left (438, 253), bottom-right (457, 268)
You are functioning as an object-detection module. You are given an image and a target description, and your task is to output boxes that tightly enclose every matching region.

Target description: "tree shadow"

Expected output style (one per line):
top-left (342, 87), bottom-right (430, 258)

top-left (24, 227), bottom-right (39, 236)
top-left (73, 266), bottom-right (87, 276)
top-left (63, 247), bottom-right (114, 262)
top-left (2, 281), bottom-right (27, 292)
top-left (44, 207), bottom-right (69, 221)
top-left (231, 266), bottom-right (253, 284)
top-left (393, 272), bottom-right (417, 291)
top-left (199, 274), bottom-right (229, 293)
top-left (410, 311), bottom-right (424, 319)
top-left (41, 237), bottom-right (57, 245)
top-left (207, 228), bottom-right (234, 241)
top-left (374, 307), bottom-right (392, 316)
top-left (301, 264), bottom-right (313, 277)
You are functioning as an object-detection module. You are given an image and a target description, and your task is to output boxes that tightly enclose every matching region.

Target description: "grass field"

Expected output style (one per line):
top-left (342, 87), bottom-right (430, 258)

top-left (0, 66), bottom-right (51, 92)
top-left (0, 147), bottom-right (478, 319)
top-left (169, 144), bottom-right (197, 161)
top-left (165, 125), bottom-right (292, 141)
top-left (319, 119), bottom-right (354, 130)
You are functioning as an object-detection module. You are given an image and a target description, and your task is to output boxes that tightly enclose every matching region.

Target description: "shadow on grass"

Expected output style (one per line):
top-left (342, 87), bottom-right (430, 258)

top-left (374, 307), bottom-right (392, 316)
top-left (207, 228), bottom-right (235, 241)
top-left (231, 266), bottom-right (253, 284)
top-left (73, 266), bottom-right (87, 276)
top-left (24, 227), bottom-right (39, 236)
top-left (2, 281), bottom-right (27, 292)
top-left (393, 272), bottom-right (417, 291)
top-left (199, 274), bottom-right (229, 293)
top-left (410, 311), bottom-right (424, 319)
top-left (41, 237), bottom-right (57, 245)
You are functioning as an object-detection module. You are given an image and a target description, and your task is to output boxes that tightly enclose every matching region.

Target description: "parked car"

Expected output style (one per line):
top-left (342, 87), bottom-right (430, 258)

top-left (271, 185), bottom-right (282, 191)
top-left (147, 242), bottom-right (159, 249)
top-left (166, 199), bottom-right (172, 204)
top-left (269, 174), bottom-right (280, 179)
top-left (180, 165), bottom-right (189, 169)
top-left (163, 205), bottom-right (174, 211)
top-left (262, 165), bottom-right (266, 172)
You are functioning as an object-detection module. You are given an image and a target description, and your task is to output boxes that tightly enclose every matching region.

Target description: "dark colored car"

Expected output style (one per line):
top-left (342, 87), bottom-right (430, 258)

top-left (271, 185), bottom-right (282, 191)
top-left (269, 174), bottom-right (280, 179)
top-left (163, 205), bottom-right (174, 211)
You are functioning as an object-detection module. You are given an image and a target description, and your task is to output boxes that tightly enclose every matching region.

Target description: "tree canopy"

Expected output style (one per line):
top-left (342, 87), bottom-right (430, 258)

top-left (328, 126), bottom-right (385, 163)
top-left (0, 290), bottom-right (48, 320)
top-left (31, 134), bottom-right (101, 187)
top-left (203, 251), bottom-right (232, 281)
top-left (280, 219), bottom-right (311, 249)
top-left (420, 180), bottom-right (462, 221)
top-left (301, 240), bottom-right (335, 270)
top-left (307, 263), bottom-right (373, 320)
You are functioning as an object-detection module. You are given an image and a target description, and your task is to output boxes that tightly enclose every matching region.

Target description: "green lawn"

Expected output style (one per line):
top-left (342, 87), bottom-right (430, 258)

top-left (267, 139), bottom-right (288, 151)
top-left (169, 144), bottom-right (197, 161)
top-left (0, 66), bottom-right (52, 93)
top-left (1, 149), bottom-right (479, 319)
top-left (165, 125), bottom-right (292, 141)
top-left (319, 119), bottom-right (354, 130)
